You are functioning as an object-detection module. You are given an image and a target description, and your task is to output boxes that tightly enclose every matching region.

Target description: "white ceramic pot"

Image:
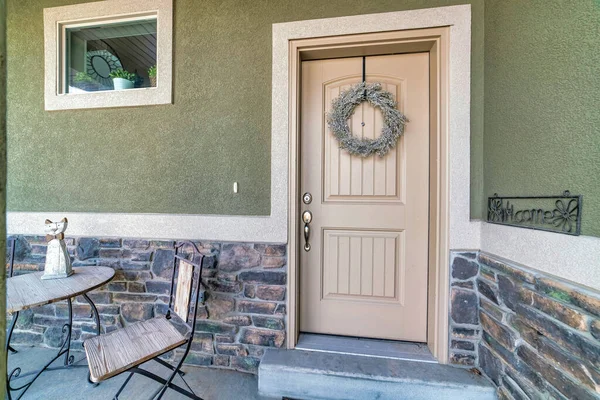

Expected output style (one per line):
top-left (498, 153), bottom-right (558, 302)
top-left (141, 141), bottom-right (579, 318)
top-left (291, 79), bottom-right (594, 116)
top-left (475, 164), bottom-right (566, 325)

top-left (113, 78), bottom-right (134, 90)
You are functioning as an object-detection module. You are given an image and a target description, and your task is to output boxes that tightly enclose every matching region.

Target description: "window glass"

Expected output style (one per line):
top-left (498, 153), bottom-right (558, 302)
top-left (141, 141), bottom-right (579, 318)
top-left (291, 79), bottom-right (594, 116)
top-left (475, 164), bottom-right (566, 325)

top-left (66, 18), bottom-right (157, 93)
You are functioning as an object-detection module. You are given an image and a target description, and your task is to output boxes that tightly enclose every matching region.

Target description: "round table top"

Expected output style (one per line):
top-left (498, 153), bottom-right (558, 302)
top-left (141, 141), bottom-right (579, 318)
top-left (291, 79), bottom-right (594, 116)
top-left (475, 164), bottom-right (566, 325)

top-left (7, 266), bottom-right (115, 313)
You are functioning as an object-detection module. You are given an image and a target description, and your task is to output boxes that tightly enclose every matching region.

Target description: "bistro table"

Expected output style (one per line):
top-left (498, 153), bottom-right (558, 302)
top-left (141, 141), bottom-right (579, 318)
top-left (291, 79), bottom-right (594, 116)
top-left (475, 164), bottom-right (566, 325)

top-left (6, 266), bottom-right (115, 400)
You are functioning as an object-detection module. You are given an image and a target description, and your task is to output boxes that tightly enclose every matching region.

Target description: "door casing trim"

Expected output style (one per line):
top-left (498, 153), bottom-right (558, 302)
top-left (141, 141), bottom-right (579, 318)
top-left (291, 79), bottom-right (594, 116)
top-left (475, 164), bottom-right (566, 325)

top-left (277, 6), bottom-right (475, 364)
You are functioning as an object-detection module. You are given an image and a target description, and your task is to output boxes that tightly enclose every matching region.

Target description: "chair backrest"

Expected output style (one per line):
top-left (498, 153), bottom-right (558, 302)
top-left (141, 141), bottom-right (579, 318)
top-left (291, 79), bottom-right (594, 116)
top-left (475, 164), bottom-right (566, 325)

top-left (7, 237), bottom-right (17, 278)
top-left (166, 241), bottom-right (209, 333)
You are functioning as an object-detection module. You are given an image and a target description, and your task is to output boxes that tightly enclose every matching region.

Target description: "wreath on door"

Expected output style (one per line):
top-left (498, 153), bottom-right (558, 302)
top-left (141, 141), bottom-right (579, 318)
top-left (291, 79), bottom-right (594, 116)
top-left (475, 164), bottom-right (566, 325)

top-left (326, 82), bottom-right (407, 158)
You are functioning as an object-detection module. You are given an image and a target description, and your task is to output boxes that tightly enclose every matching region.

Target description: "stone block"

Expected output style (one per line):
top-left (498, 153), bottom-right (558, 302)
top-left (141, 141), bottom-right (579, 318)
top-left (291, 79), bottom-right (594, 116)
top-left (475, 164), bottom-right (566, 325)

top-left (219, 244), bottom-right (261, 272)
top-left (11, 329), bottom-right (43, 344)
top-left (113, 293), bottom-right (157, 303)
top-left (216, 343), bottom-right (249, 357)
top-left (253, 316), bottom-right (285, 330)
top-left (77, 238), bottom-right (100, 260)
top-left (478, 254), bottom-right (536, 284)
top-left (184, 352), bottom-right (213, 366)
top-left (191, 332), bottom-right (214, 354)
top-left (531, 291), bottom-right (590, 331)
top-left (237, 300), bottom-right (277, 315)
top-left (215, 271), bottom-right (238, 282)
top-left (85, 291), bottom-right (113, 304)
top-left (215, 334), bottom-right (235, 343)
top-left (516, 304), bottom-right (600, 369)
top-left (478, 343), bottom-right (503, 385)
top-left (127, 251), bottom-right (153, 262)
top-left (213, 355), bottom-right (230, 367)
top-left (149, 240), bottom-right (175, 249)
top-left (256, 285), bottom-right (286, 301)
top-left (480, 310), bottom-right (517, 351)
top-left (11, 236), bottom-right (32, 261)
top-left (497, 274), bottom-right (532, 311)
top-left (275, 304), bottom-right (286, 315)
top-left (240, 328), bottom-right (285, 348)
top-left (97, 304), bottom-right (120, 315)
top-left (43, 326), bottom-right (66, 348)
top-left (451, 257), bottom-right (479, 280)
top-left (207, 279), bottom-right (243, 293)
top-left (108, 282), bottom-right (127, 292)
top-left (146, 280), bottom-right (171, 295)
top-left (449, 352), bottom-right (476, 366)
top-left (223, 315), bottom-right (252, 326)
top-left (451, 327), bottom-right (481, 339)
top-left (254, 244), bottom-right (286, 257)
top-left (121, 303), bottom-right (154, 323)
top-left (206, 293), bottom-right (235, 319)
top-left (262, 257), bottom-right (286, 269)
top-left (122, 271), bottom-right (153, 281)
top-left (451, 289), bottom-right (478, 324)
top-left (451, 340), bottom-right (475, 351)
top-left (517, 344), bottom-right (597, 400)
top-left (120, 261), bottom-right (150, 271)
top-left (512, 316), bottom-right (600, 391)
top-left (535, 276), bottom-right (600, 319)
top-left (195, 320), bottom-right (238, 335)
top-left (480, 297), bottom-right (504, 321)
top-left (479, 267), bottom-right (496, 283)
top-left (238, 271), bottom-right (286, 285)
top-left (99, 238), bottom-right (121, 248)
top-left (248, 345), bottom-right (265, 357)
top-left (15, 309), bottom-right (34, 329)
top-left (477, 278), bottom-right (499, 304)
top-left (122, 239), bottom-right (150, 249)
top-left (99, 249), bottom-right (121, 258)
top-left (591, 320), bottom-right (600, 341)
top-left (128, 282), bottom-right (146, 293)
top-left (230, 356), bottom-right (260, 374)
top-left (452, 281), bottom-right (474, 290)
top-left (244, 285), bottom-right (256, 298)
top-left (151, 249), bottom-right (175, 278)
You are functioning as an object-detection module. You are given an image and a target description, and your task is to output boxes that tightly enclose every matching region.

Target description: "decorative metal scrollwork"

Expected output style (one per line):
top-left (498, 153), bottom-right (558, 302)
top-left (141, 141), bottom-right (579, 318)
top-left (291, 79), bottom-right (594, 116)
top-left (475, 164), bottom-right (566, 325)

top-left (487, 190), bottom-right (582, 236)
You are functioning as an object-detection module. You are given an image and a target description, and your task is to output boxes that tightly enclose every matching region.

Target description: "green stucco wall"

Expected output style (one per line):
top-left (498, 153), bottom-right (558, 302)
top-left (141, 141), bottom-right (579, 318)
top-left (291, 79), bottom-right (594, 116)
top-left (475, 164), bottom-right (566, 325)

top-left (484, 0), bottom-right (600, 236)
top-left (6, 0), bottom-right (485, 217)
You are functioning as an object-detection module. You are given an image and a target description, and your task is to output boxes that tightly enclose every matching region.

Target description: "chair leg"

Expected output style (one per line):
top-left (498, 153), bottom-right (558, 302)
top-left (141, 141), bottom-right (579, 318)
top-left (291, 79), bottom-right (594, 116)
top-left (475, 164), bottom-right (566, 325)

top-left (113, 372), bottom-right (134, 400)
top-left (128, 367), bottom-right (203, 400)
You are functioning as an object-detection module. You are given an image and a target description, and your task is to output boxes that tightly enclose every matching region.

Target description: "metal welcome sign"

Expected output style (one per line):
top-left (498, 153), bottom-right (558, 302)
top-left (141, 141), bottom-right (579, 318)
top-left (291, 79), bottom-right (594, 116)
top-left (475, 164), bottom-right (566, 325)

top-left (487, 191), bottom-right (582, 236)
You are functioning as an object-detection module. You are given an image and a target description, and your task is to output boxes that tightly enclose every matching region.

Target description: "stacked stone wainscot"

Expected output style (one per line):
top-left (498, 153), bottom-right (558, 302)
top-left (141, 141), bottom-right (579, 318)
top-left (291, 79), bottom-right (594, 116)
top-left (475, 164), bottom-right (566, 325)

top-left (450, 250), bottom-right (600, 399)
top-left (6, 236), bottom-right (287, 374)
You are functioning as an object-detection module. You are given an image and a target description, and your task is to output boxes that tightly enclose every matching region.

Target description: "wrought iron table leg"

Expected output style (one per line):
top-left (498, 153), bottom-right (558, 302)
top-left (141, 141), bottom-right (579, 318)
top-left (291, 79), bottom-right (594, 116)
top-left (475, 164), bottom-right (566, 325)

top-left (6, 299), bottom-right (75, 399)
top-left (6, 311), bottom-right (19, 400)
top-left (82, 293), bottom-right (101, 386)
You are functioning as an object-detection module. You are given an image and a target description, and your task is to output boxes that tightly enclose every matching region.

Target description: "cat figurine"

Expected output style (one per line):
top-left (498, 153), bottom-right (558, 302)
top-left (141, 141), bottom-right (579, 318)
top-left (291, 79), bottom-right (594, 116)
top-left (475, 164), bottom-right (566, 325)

top-left (42, 218), bottom-right (74, 280)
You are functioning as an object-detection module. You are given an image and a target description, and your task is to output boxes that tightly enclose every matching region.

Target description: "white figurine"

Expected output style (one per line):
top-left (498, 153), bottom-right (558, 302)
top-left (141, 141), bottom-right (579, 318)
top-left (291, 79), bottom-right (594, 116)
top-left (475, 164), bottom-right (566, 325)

top-left (42, 218), bottom-right (74, 280)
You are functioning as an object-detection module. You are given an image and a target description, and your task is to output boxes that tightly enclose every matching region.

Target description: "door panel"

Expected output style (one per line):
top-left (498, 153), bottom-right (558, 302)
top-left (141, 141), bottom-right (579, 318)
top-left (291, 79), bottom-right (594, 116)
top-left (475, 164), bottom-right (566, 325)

top-left (300, 53), bottom-right (429, 342)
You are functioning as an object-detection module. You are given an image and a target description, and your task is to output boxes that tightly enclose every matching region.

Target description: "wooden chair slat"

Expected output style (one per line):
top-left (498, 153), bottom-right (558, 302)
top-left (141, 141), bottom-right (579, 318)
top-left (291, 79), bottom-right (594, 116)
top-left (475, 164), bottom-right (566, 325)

top-left (84, 317), bottom-right (187, 383)
top-left (174, 260), bottom-right (193, 322)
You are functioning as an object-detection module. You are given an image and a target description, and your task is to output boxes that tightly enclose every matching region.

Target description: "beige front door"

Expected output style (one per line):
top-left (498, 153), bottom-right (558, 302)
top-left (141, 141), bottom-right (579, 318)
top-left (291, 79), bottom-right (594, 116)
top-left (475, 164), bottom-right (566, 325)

top-left (299, 53), bottom-right (430, 342)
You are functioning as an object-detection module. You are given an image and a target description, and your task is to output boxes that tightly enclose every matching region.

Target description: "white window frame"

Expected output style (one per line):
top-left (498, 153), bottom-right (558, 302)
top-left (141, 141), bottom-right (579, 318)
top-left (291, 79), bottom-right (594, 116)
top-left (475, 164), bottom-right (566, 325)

top-left (44, 0), bottom-right (173, 111)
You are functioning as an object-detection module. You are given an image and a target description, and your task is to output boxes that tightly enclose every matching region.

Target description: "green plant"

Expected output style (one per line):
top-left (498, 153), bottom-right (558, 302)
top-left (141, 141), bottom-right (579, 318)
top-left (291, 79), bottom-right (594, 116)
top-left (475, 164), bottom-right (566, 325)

top-left (109, 68), bottom-right (136, 81)
top-left (148, 65), bottom-right (157, 78)
top-left (73, 72), bottom-right (95, 83)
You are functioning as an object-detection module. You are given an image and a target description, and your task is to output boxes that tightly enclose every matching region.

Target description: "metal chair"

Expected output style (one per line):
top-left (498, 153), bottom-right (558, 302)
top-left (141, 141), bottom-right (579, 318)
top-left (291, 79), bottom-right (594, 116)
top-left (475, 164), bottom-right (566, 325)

top-left (84, 241), bottom-right (210, 400)
top-left (7, 237), bottom-right (18, 354)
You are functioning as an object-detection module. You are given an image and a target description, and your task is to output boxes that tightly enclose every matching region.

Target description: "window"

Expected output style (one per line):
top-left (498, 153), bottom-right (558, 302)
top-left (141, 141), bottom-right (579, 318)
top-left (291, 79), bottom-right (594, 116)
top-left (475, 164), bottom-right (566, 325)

top-left (44, 0), bottom-right (172, 110)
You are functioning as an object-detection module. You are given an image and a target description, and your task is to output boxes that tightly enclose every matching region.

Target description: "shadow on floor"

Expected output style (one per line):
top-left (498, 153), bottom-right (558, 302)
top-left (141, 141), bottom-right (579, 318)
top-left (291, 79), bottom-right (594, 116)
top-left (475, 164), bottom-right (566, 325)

top-left (7, 345), bottom-right (277, 400)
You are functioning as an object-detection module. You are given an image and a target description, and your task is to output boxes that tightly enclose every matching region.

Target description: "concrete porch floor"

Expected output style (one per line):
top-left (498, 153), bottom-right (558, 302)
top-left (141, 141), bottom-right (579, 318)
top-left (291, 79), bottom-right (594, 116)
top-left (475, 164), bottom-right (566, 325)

top-left (7, 346), bottom-right (277, 400)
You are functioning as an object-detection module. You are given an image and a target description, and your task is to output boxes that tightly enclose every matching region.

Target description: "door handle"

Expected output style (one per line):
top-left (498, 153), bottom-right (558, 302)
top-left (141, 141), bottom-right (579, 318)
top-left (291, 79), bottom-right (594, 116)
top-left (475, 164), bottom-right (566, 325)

top-left (302, 210), bottom-right (312, 252)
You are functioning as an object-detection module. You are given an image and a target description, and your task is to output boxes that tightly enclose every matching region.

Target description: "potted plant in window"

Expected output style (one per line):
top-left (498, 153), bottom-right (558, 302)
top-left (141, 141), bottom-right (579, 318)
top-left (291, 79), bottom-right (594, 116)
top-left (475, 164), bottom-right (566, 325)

top-left (109, 69), bottom-right (136, 90)
top-left (72, 72), bottom-right (101, 92)
top-left (148, 65), bottom-right (157, 87)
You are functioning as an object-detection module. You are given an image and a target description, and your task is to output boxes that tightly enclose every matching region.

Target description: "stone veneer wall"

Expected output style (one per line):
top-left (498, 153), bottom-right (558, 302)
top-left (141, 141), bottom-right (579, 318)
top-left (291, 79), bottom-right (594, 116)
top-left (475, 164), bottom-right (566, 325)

top-left (7, 235), bottom-right (287, 374)
top-left (450, 250), bottom-right (600, 399)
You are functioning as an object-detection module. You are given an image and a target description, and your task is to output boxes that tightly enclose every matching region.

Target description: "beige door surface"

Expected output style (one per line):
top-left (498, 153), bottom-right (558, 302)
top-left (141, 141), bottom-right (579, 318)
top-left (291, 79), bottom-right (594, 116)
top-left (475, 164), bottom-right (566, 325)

top-left (299, 53), bottom-right (430, 342)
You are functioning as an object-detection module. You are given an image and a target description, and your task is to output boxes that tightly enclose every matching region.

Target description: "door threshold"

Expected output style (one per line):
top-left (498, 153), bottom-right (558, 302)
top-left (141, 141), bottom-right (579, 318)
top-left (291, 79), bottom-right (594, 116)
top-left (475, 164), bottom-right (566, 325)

top-left (296, 333), bottom-right (437, 363)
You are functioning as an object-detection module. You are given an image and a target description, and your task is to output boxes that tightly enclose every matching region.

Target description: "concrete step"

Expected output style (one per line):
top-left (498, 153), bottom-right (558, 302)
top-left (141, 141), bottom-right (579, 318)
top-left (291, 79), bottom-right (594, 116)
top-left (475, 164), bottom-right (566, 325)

top-left (258, 349), bottom-right (497, 400)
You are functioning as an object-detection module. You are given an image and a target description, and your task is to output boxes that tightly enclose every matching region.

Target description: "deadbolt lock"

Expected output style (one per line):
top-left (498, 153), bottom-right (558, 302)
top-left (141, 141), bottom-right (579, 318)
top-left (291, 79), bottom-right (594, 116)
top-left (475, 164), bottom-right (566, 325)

top-left (302, 192), bottom-right (312, 204)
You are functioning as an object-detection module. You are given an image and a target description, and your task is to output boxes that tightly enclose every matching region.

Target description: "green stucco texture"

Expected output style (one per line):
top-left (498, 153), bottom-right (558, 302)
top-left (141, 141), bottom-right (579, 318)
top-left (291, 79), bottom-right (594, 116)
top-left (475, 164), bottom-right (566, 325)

top-left (484, 0), bottom-right (600, 236)
top-left (7, 0), bottom-right (600, 237)
top-left (6, 0), bottom-right (485, 217)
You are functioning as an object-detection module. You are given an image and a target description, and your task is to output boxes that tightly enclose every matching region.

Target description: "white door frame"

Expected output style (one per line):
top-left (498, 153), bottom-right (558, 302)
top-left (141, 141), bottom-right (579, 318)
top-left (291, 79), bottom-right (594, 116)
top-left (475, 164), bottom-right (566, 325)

top-left (273, 5), bottom-right (476, 364)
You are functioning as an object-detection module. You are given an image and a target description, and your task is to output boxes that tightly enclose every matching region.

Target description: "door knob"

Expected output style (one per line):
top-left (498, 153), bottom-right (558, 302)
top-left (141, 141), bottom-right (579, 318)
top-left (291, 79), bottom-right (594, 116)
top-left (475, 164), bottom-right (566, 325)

top-left (302, 210), bottom-right (312, 252)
